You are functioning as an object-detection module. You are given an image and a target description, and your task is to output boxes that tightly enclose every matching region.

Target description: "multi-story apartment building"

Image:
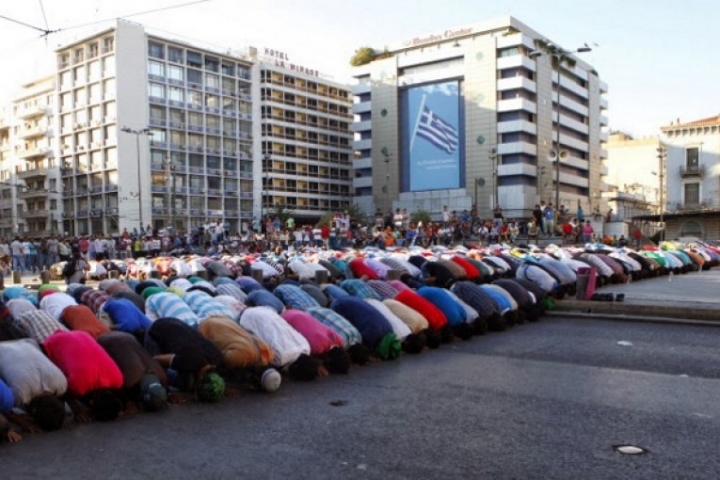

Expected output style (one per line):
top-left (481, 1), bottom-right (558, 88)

top-left (351, 16), bottom-right (608, 219)
top-left (55, 20), bottom-right (254, 236)
top-left (250, 48), bottom-right (353, 223)
top-left (0, 76), bottom-right (58, 238)
top-left (653, 115), bottom-right (720, 240)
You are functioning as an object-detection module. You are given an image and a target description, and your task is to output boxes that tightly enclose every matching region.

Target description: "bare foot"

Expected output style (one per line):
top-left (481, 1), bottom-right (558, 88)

top-left (6, 430), bottom-right (22, 443)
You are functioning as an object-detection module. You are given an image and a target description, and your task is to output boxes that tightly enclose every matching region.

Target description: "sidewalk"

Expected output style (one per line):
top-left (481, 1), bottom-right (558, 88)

top-left (554, 267), bottom-right (720, 321)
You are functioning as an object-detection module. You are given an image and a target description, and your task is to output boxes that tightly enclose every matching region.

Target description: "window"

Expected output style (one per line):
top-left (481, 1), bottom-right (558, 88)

top-left (187, 69), bottom-right (202, 86)
top-left (205, 56), bottom-right (219, 72)
top-left (148, 42), bottom-right (164, 59)
top-left (221, 62), bottom-right (235, 76)
top-left (149, 83), bottom-right (165, 99)
top-left (686, 147), bottom-right (699, 168)
top-left (168, 87), bottom-right (184, 102)
top-left (684, 183), bottom-right (700, 205)
top-left (206, 73), bottom-right (219, 89)
top-left (168, 65), bottom-right (184, 81)
top-left (187, 51), bottom-right (202, 68)
top-left (168, 46), bottom-right (184, 64)
top-left (150, 105), bottom-right (166, 122)
top-left (149, 61), bottom-right (165, 77)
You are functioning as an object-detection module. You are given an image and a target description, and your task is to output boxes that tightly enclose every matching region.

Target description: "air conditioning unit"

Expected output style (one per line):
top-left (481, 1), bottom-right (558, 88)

top-left (78, 146), bottom-right (85, 150)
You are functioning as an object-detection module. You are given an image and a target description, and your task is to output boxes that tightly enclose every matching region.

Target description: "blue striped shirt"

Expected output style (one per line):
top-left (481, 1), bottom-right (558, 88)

top-left (145, 292), bottom-right (200, 328)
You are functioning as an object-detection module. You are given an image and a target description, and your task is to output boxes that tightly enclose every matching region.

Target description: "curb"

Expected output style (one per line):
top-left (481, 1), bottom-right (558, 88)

top-left (548, 310), bottom-right (720, 328)
top-left (553, 299), bottom-right (720, 322)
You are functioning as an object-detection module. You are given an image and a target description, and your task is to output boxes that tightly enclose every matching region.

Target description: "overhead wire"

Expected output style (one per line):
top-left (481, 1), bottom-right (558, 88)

top-left (0, 0), bottom-right (211, 38)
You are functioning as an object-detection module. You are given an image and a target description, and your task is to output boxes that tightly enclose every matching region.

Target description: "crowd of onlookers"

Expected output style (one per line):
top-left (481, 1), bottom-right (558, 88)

top-left (0, 202), bottom-right (639, 278)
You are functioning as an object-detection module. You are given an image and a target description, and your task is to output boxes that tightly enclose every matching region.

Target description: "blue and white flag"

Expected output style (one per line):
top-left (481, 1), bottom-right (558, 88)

top-left (416, 105), bottom-right (459, 154)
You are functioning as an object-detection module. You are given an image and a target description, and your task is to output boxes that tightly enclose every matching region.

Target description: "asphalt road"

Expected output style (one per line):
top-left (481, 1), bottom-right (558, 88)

top-left (3, 316), bottom-right (720, 480)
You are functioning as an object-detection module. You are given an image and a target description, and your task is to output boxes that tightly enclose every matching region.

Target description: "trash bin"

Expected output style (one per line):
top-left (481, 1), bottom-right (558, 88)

top-left (40, 270), bottom-right (51, 284)
top-left (576, 266), bottom-right (597, 300)
top-left (12, 270), bottom-right (21, 285)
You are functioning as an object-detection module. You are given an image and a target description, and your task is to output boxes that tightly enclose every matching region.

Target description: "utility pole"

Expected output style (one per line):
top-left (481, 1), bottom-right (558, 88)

top-left (657, 145), bottom-right (666, 242)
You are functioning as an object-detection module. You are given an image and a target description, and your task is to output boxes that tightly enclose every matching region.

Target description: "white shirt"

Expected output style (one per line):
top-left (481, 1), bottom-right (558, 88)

top-left (10, 240), bottom-right (23, 255)
top-left (0, 339), bottom-right (67, 406)
top-left (239, 306), bottom-right (310, 368)
top-left (365, 299), bottom-right (411, 340)
top-left (39, 292), bottom-right (78, 321)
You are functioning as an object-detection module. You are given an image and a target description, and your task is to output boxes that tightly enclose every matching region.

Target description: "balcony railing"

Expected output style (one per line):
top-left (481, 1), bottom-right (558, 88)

top-left (679, 164), bottom-right (706, 178)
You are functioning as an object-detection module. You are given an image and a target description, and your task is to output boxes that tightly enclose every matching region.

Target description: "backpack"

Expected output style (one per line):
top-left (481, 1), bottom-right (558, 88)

top-left (62, 261), bottom-right (76, 277)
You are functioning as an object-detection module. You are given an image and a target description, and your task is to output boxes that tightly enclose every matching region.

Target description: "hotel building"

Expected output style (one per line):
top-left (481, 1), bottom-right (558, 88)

top-left (250, 48), bottom-right (353, 222)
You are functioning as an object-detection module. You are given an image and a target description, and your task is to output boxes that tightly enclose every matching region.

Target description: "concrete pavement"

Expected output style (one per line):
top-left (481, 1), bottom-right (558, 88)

top-left (554, 267), bottom-right (720, 322)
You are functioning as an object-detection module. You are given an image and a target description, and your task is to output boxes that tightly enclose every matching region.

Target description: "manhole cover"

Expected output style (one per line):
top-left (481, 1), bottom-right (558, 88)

top-left (613, 445), bottom-right (648, 455)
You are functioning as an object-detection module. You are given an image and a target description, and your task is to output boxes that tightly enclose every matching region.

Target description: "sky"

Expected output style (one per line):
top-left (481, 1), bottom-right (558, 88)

top-left (0, 0), bottom-right (717, 137)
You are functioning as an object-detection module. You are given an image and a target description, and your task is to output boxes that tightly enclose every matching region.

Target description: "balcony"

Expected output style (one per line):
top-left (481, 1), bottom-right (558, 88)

top-left (17, 104), bottom-right (49, 119)
top-left (18, 189), bottom-right (50, 199)
top-left (17, 168), bottom-right (48, 179)
top-left (679, 164), bottom-right (705, 178)
top-left (25, 209), bottom-right (49, 218)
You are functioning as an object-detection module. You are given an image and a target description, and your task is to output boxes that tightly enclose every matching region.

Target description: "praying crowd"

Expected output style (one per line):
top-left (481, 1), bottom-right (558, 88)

top-left (1, 227), bottom-right (718, 445)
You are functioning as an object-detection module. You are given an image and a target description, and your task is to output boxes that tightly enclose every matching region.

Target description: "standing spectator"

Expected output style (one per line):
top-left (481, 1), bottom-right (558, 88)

top-left (544, 202), bottom-right (556, 236)
top-left (78, 235), bottom-right (90, 257)
top-left (10, 237), bottom-right (24, 273)
top-left (633, 226), bottom-right (643, 248)
top-left (393, 209), bottom-right (404, 230)
top-left (47, 235), bottom-right (59, 267)
top-left (493, 205), bottom-right (504, 224)
top-left (582, 220), bottom-right (595, 244)
top-left (94, 234), bottom-right (107, 261)
top-left (576, 200), bottom-right (585, 223)
top-left (38, 238), bottom-right (49, 272)
top-left (532, 204), bottom-right (544, 235)
top-left (25, 238), bottom-right (38, 273)
top-left (442, 205), bottom-right (451, 227)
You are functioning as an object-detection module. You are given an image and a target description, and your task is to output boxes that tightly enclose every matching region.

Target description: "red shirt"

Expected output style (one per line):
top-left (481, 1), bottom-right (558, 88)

top-left (394, 289), bottom-right (448, 331)
top-left (348, 258), bottom-right (379, 280)
top-left (78, 238), bottom-right (90, 253)
top-left (451, 256), bottom-right (480, 280)
top-left (321, 226), bottom-right (330, 240)
top-left (44, 330), bottom-right (123, 396)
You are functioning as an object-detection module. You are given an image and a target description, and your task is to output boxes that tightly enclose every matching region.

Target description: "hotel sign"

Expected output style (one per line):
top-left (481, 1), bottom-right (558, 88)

top-left (401, 27), bottom-right (474, 48)
top-left (263, 47), bottom-right (319, 77)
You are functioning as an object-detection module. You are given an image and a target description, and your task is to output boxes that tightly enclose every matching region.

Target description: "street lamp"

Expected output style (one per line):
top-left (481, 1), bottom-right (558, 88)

top-left (656, 145), bottom-right (666, 242)
top-left (489, 147), bottom-right (498, 208)
top-left (262, 154), bottom-right (271, 227)
top-left (121, 126), bottom-right (152, 232)
top-left (163, 157), bottom-right (177, 230)
top-left (530, 43), bottom-right (591, 211)
top-left (382, 148), bottom-right (391, 212)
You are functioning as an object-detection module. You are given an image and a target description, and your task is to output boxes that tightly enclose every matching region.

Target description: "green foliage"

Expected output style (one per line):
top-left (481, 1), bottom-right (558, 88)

top-left (271, 204), bottom-right (293, 225)
top-left (411, 209), bottom-right (432, 227)
top-left (350, 46), bottom-right (376, 67)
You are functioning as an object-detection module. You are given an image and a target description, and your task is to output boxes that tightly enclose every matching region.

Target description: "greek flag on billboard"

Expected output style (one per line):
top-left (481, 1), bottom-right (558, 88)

top-left (416, 106), bottom-right (459, 154)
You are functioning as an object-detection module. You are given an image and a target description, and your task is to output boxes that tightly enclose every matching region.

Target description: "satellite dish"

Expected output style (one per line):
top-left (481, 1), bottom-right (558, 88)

top-left (476, 178), bottom-right (486, 187)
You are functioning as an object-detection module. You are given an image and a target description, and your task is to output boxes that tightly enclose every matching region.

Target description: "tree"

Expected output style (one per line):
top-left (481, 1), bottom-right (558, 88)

top-left (272, 204), bottom-right (293, 225)
top-left (349, 47), bottom-right (376, 67)
top-left (411, 209), bottom-right (432, 227)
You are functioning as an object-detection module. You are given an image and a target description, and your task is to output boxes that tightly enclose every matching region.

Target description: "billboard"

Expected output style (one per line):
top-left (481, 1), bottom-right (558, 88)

top-left (401, 80), bottom-right (463, 192)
